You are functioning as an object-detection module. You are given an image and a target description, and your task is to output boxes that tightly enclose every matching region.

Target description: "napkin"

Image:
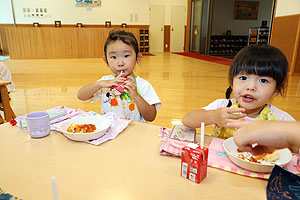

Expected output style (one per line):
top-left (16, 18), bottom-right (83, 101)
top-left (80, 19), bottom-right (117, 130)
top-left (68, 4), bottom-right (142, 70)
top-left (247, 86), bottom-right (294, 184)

top-left (159, 127), bottom-right (194, 157)
top-left (208, 138), bottom-right (299, 179)
top-left (14, 106), bottom-right (86, 128)
top-left (267, 165), bottom-right (300, 199)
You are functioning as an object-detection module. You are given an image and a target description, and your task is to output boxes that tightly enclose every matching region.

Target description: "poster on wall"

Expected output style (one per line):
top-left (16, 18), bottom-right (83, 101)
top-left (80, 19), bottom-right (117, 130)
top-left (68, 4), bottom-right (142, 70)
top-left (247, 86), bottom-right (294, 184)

top-left (233, 1), bottom-right (259, 20)
top-left (76, 0), bottom-right (101, 7)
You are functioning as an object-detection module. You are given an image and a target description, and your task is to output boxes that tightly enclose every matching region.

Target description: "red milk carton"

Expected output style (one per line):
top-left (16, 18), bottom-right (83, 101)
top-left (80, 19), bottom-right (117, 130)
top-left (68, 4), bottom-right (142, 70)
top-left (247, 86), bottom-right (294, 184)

top-left (181, 143), bottom-right (209, 183)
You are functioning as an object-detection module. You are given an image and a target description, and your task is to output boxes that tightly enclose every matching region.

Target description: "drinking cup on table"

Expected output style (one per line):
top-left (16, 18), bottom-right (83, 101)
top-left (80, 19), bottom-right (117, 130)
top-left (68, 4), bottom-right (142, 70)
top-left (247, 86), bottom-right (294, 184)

top-left (20, 111), bottom-right (50, 138)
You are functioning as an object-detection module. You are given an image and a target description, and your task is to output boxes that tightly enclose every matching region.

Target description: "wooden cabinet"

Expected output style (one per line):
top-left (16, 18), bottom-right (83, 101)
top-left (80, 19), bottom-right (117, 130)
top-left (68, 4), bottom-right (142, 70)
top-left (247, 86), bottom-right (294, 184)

top-left (5, 27), bottom-right (143, 59)
top-left (139, 29), bottom-right (149, 53)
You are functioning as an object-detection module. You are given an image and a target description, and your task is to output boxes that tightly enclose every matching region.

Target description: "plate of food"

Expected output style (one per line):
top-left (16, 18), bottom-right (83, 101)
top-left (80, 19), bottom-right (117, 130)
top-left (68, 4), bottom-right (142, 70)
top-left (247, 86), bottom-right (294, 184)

top-left (59, 116), bottom-right (111, 141)
top-left (223, 137), bottom-right (292, 173)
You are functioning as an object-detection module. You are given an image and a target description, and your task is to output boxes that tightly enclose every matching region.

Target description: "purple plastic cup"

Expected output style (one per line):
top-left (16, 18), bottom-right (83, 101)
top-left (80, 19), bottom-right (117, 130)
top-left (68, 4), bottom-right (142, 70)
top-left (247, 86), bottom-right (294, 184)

top-left (20, 111), bottom-right (50, 138)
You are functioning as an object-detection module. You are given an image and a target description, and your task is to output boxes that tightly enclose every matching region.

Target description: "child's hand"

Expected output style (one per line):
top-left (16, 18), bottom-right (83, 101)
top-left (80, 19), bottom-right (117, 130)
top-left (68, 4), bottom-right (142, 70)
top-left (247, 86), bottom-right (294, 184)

top-left (101, 74), bottom-right (127, 88)
top-left (214, 107), bottom-right (246, 127)
top-left (124, 76), bottom-right (139, 98)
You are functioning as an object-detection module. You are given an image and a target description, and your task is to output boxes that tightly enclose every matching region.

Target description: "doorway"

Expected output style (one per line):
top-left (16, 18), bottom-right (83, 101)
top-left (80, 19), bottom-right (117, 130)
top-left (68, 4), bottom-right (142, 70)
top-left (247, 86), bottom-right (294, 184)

top-left (149, 5), bottom-right (164, 52)
top-left (208, 0), bottom-right (276, 58)
top-left (170, 6), bottom-right (186, 52)
top-left (189, 0), bottom-right (211, 54)
top-left (190, 0), bottom-right (203, 53)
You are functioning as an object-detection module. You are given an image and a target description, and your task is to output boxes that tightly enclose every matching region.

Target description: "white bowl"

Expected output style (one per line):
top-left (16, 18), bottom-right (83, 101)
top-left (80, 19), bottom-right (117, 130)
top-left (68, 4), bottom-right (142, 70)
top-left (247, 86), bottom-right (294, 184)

top-left (223, 137), bottom-right (292, 173)
top-left (59, 116), bottom-right (110, 141)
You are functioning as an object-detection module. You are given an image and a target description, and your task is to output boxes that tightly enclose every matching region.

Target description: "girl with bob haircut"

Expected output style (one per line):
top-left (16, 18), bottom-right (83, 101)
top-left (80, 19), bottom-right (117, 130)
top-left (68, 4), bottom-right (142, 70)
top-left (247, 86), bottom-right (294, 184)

top-left (183, 44), bottom-right (295, 138)
top-left (78, 30), bottom-right (161, 122)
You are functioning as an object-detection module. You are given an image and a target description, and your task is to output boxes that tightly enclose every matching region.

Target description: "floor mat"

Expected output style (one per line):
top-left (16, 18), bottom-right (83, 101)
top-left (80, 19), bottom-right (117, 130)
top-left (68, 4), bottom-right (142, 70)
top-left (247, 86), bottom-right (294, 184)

top-left (142, 53), bottom-right (155, 56)
top-left (172, 52), bottom-right (232, 66)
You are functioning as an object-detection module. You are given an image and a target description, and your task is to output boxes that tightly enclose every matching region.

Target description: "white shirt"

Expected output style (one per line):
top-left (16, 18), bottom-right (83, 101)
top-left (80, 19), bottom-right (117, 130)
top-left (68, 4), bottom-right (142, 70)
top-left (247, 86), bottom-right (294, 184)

top-left (202, 99), bottom-right (295, 121)
top-left (90, 75), bottom-right (161, 122)
top-left (0, 62), bottom-right (15, 92)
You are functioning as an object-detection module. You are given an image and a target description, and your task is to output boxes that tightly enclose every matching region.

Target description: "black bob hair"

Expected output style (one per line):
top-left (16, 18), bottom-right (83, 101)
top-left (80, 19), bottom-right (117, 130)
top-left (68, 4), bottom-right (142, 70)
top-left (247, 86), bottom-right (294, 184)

top-left (104, 30), bottom-right (139, 59)
top-left (228, 44), bottom-right (288, 95)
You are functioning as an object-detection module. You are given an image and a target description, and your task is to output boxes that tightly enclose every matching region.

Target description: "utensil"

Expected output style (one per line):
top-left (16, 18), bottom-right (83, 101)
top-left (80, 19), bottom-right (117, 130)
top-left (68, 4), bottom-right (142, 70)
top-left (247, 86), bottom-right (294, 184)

top-left (52, 176), bottom-right (59, 200)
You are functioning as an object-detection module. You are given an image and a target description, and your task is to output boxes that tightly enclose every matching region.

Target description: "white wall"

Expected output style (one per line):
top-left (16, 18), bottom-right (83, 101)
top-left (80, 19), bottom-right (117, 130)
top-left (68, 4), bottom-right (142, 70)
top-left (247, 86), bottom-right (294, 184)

top-left (149, 0), bottom-right (187, 25)
top-left (0, 0), bottom-right (14, 23)
top-left (0, 0), bottom-right (149, 25)
top-left (275, 0), bottom-right (300, 17)
top-left (211, 0), bottom-right (274, 35)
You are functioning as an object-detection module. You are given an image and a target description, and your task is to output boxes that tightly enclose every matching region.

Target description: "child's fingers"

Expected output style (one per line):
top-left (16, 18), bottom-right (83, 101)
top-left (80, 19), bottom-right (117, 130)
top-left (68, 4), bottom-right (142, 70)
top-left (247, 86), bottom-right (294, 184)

top-left (126, 76), bottom-right (134, 82)
top-left (115, 73), bottom-right (123, 78)
top-left (251, 146), bottom-right (274, 155)
top-left (227, 107), bottom-right (245, 114)
top-left (229, 113), bottom-right (247, 120)
top-left (227, 120), bottom-right (250, 129)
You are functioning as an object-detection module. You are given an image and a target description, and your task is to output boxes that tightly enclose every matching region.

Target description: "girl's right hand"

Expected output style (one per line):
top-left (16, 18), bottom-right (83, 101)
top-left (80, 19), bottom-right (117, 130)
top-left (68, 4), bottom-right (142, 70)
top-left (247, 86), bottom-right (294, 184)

top-left (214, 107), bottom-right (246, 127)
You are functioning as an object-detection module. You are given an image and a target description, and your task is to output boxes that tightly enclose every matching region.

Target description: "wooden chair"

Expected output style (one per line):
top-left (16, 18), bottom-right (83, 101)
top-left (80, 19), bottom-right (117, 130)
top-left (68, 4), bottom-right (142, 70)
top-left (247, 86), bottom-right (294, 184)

top-left (0, 80), bottom-right (16, 124)
top-left (0, 33), bottom-right (3, 55)
top-left (0, 111), bottom-right (5, 124)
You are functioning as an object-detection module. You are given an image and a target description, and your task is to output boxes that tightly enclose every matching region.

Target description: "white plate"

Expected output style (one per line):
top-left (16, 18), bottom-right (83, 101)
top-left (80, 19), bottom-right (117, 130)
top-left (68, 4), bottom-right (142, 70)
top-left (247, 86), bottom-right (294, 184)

top-left (223, 137), bottom-right (292, 173)
top-left (59, 116), bottom-right (110, 141)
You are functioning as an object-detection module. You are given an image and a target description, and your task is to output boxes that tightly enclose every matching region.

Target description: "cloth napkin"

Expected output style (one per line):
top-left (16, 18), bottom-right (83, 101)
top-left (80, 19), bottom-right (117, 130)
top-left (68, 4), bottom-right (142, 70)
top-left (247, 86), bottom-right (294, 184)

top-left (208, 138), bottom-right (299, 179)
top-left (159, 127), bottom-right (195, 157)
top-left (15, 106), bottom-right (131, 146)
top-left (14, 106), bottom-right (87, 128)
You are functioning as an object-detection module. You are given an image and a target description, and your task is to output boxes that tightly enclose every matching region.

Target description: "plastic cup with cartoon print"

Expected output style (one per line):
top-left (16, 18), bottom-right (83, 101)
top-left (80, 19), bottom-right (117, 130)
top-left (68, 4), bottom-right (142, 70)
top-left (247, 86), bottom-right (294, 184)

top-left (20, 111), bottom-right (50, 138)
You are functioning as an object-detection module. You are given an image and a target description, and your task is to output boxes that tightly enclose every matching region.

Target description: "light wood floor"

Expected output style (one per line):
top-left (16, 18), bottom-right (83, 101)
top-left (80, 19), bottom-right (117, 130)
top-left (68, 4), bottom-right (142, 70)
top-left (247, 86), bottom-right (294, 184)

top-left (2, 52), bottom-right (300, 129)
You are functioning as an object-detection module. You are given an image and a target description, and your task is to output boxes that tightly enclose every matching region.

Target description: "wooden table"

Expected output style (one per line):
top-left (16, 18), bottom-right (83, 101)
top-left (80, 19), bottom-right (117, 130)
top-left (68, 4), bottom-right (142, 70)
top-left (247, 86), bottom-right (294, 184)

top-left (0, 80), bottom-right (16, 123)
top-left (0, 122), bottom-right (267, 200)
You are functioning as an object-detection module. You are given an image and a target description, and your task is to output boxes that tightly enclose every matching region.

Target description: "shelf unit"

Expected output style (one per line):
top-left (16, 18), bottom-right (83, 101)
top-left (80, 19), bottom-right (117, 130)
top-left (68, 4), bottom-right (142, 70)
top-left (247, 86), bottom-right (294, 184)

top-left (139, 29), bottom-right (149, 53)
top-left (247, 27), bottom-right (269, 45)
top-left (209, 35), bottom-right (248, 58)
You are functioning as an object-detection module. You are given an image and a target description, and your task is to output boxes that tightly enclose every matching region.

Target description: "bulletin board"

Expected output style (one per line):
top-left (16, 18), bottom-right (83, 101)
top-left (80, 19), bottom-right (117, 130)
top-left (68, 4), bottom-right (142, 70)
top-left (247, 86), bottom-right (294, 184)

top-left (76, 0), bottom-right (101, 7)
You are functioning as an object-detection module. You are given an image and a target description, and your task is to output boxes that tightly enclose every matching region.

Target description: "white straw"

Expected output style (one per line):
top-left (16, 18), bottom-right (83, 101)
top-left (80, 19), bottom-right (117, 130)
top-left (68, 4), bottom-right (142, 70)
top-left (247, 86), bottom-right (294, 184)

top-left (200, 122), bottom-right (205, 149)
top-left (51, 176), bottom-right (59, 200)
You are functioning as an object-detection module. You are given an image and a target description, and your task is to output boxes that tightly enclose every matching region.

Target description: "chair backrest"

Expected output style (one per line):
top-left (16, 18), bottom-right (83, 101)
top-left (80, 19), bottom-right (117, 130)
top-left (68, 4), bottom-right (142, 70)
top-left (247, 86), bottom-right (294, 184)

top-left (0, 62), bottom-right (15, 92)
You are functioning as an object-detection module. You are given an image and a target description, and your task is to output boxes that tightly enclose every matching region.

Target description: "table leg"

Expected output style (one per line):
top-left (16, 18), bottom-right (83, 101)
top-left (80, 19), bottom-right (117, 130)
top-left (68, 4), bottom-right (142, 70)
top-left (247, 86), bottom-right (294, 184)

top-left (0, 85), bottom-right (16, 121)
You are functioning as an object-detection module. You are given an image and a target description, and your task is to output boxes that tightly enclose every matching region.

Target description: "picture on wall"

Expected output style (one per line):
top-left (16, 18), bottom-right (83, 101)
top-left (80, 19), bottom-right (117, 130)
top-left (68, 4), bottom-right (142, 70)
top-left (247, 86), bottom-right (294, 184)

top-left (233, 1), bottom-right (259, 20)
top-left (75, 0), bottom-right (101, 7)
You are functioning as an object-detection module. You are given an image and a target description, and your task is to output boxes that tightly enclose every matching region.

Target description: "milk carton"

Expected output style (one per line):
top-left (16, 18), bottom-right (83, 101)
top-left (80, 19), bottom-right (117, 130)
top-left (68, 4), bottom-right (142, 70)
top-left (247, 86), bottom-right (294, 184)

top-left (181, 143), bottom-right (208, 183)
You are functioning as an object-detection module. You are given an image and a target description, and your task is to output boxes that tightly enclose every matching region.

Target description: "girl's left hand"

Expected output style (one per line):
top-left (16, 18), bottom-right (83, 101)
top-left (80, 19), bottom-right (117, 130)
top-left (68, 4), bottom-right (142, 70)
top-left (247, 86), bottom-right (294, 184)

top-left (124, 76), bottom-right (139, 98)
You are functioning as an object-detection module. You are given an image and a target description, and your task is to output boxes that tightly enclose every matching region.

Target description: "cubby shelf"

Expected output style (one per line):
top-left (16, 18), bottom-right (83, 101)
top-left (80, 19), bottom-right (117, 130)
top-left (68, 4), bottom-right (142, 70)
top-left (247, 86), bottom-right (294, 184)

top-left (209, 35), bottom-right (248, 58)
top-left (247, 27), bottom-right (270, 45)
top-left (139, 29), bottom-right (149, 53)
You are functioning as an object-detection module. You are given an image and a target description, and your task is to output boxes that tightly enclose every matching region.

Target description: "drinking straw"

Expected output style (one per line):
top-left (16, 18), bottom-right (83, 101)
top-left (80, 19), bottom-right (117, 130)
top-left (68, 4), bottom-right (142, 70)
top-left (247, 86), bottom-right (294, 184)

top-left (200, 122), bottom-right (204, 149)
top-left (51, 176), bottom-right (59, 200)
